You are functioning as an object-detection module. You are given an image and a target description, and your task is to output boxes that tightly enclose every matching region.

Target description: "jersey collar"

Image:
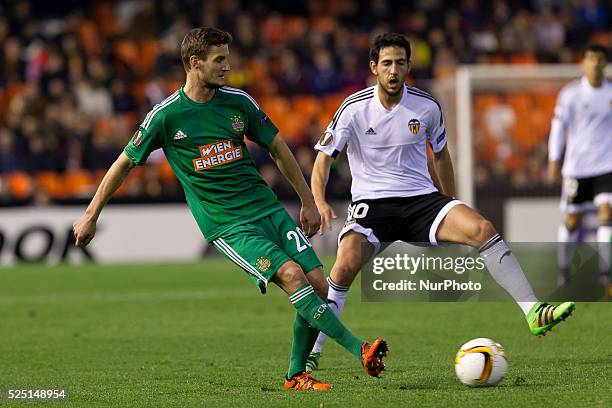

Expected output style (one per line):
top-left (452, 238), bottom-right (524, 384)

top-left (374, 84), bottom-right (406, 113)
top-left (581, 76), bottom-right (608, 92)
top-left (180, 86), bottom-right (218, 106)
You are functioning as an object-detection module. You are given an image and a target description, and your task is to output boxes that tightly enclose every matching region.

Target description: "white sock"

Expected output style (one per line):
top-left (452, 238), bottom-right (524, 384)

top-left (479, 234), bottom-right (538, 315)
top-left (558, 224), bottom-right (579, 275)
top-left (597, 224), bottom-right (611, 276)
top-left (311, 277), bottom-right (349, 354)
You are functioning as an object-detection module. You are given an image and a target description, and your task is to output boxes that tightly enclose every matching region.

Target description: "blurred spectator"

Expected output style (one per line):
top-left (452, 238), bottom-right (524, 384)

top-left (276, 50), bottom-right (308, 95)
top-left (0, 128), bottom-right (24, 172)
top-left (0, 0), bottom-right (609, 204)
top-left (534, 10), bottom-right (565, 54)
top-left (308, 48), bottom-right (340, 96)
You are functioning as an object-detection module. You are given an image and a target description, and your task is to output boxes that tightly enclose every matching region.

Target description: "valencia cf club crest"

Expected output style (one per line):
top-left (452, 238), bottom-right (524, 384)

top-left (231, 115), bottom-right (245, 132)
top-left (408, 119), bottom-right (421, 135)
top-left (132, 130), bottom-right (143, 147)
top-left (318, 131), bottom-right (334, 147)
top-left (256, 257), bottom-right (271, 272)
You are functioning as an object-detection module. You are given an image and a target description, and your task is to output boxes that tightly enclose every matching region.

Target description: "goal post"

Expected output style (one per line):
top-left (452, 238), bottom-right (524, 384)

top-left (430, 64), bottom-right (612, 240)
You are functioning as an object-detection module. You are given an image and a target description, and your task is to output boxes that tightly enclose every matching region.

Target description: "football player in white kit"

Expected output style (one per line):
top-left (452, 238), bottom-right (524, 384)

top-left (548, 44), bottom-right (611, 290)
top-left (306, 33), bottom-right (576, 372)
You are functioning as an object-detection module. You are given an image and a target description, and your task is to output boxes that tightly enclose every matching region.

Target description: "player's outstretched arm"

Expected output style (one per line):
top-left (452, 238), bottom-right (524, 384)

top-left (433, 145), bottom-right (456, 198)
top-left (311, 152), bottom-right (337, 235)
top-left (73, 152), bottom-right (136, 247)
top-left (267, 137), bottom-right (321, 236)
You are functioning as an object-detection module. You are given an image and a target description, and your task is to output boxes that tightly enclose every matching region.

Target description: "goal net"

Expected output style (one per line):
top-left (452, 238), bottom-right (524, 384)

top-left (430, 64), bottom-right (612, 241)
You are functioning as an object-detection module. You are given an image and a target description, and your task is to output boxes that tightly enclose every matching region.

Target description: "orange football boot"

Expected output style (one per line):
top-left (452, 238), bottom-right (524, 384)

top-left (361, 338), bottom-right (389, 377)
top-left (284, 371), bottom-right (333, 390)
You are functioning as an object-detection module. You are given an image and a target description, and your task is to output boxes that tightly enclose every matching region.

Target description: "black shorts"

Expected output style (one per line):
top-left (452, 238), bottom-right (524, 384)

top-left (562, 172), bottom-right (612, 213)
top-left (338, 192), bottom-right (462, 249)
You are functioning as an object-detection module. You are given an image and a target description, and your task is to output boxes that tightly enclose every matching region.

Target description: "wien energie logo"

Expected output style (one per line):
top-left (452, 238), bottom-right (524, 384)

top-left (193, 140), bottom-right (243, 171)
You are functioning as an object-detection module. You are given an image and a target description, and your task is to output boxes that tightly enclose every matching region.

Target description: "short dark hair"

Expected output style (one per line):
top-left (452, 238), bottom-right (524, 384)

top-left (369, 33), bottom-right (411, 63)
top-left (180, 27), bottom-right (233, 71)
top-left (585, 43), bottom-right (607, 56)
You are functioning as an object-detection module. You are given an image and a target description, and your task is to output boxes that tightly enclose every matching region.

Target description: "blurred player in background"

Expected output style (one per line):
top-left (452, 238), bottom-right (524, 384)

top-left (72, 27), bottom-right (389, 390)
top-left (306, 33), bottom-right (576, 372)
top-left (548, 44), bottom-right (611, 292)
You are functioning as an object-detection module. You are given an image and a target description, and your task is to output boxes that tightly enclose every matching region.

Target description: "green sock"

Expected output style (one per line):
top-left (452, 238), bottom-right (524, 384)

top-left (289, 284), bottom-right (363, 361)
top-left (287, 313), bottom-right (319, 378)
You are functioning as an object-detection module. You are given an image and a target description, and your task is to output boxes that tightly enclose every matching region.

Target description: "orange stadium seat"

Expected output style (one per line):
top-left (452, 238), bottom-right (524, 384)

top-left (246, 59), bottom-right (268, 79)
top-left (509, 52), bottom-right (537, 65)
top-left (323, 93), bottom-right (345, 112)
top-left (534, 93), bottom-right (557, 114)
top-left (279, 112), bottom-right (307, 142)
top-left (292, 95), bottom-right (321, 119)
top-left (165, 79), bottom-right (182, 94)
top-left (121, 112), bottom-right (138, 131)
top-left (35, 172), bottom-right (64, 198)
top-left (474, 94), bottom-right (500, 111)
top-left (114, 40), bottom-right (139, 66)
top-left (7, 172), bottom-right (32, 199)
top-left (0, 83), bottom-right (24, 114)
top-left (131, 81), bottom-right (148, 105)
top-left (92, 1), bottom-right (118, 37)
top-left (139, 40), bottom-right (161, 74)
top-left (63, 170), bottom-right (94, 197)
top-left (159, 161), bottom-right (175, 182)
top-left (310, 15), bottom-right (338, 35)
top-left (261, 96), bottom-right (291, 120)
top-left (77, 20), bottom-right (100, 55)
top-left (283, 16), bottom-right (308, 41)
top-left (591, 31), bottom-right (610, 47)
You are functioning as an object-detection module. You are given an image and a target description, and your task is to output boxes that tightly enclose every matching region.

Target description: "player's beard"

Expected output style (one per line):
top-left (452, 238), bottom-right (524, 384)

top-left (381, 80), bottom-right (403, 97)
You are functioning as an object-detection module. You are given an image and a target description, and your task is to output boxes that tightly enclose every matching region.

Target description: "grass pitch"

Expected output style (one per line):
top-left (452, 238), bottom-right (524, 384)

top-left (0, 258), bottom-right (610, 407)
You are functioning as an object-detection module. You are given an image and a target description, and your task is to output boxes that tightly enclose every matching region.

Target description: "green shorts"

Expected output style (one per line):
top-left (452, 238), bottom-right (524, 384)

top-left (211, 209), bottom-right (322, 294)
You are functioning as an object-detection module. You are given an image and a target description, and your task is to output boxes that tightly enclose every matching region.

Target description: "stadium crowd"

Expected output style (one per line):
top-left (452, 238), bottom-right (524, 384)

top-left (0, 0), bottom-right (610, 204)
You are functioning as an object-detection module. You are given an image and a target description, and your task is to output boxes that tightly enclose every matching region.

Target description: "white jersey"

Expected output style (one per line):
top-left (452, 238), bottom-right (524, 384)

top-left (314, 85), bottom-right (446, 201)
top-left (548, 77), bottom-right (612, 178)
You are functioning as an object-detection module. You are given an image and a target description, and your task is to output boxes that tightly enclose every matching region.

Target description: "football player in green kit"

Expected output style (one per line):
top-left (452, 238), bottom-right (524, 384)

top-left (73, 27), bottom-right (387, 390)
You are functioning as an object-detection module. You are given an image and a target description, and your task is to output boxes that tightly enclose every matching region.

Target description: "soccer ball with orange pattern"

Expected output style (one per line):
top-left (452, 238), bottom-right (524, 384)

top-left (454, 338), bottom-right (508, 386)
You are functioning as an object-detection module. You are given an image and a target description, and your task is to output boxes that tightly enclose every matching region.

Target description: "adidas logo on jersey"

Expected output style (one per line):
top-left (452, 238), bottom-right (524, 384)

top-left (365, 127), bottom-right (376, 135)
top-left (174, 130), bottom-right (188, 140)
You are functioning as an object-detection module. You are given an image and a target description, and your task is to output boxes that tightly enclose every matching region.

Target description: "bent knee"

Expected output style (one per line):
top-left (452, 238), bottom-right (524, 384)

top-left (330, 263), bottom-right (360, 287)
top-left (598, 204), bottom-right (610, 224)
top-left (473, 219), bottom-right (497, 245)
top-left (565, 213), bottom-right (582, 232)
top-left (275, 262), bottom-right (307, 287)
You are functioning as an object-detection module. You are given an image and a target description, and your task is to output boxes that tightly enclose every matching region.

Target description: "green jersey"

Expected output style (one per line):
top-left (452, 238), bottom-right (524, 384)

top-left (123, 86), bottom-right (283, 241)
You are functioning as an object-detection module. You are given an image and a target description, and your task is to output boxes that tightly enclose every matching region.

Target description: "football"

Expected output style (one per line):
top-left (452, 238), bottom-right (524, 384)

top-left (454, 338), bottom-right (508, 386)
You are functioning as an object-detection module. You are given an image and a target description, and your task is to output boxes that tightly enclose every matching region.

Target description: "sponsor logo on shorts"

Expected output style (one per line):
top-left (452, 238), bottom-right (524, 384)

top-left (408, 119), bottom-right (421, 135)
top-left (318, 131), bottom-right (334, 146)
top-left (260, 115), bottom-right (269, 126)
top-left (132, 130), bottom-right (143, 147)
top-left (256, 257), bottom-right (271, 272)
top-left (193, 139), bottom-right (243, 171)
top-left (231, 115), bottom-right (245, 132)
